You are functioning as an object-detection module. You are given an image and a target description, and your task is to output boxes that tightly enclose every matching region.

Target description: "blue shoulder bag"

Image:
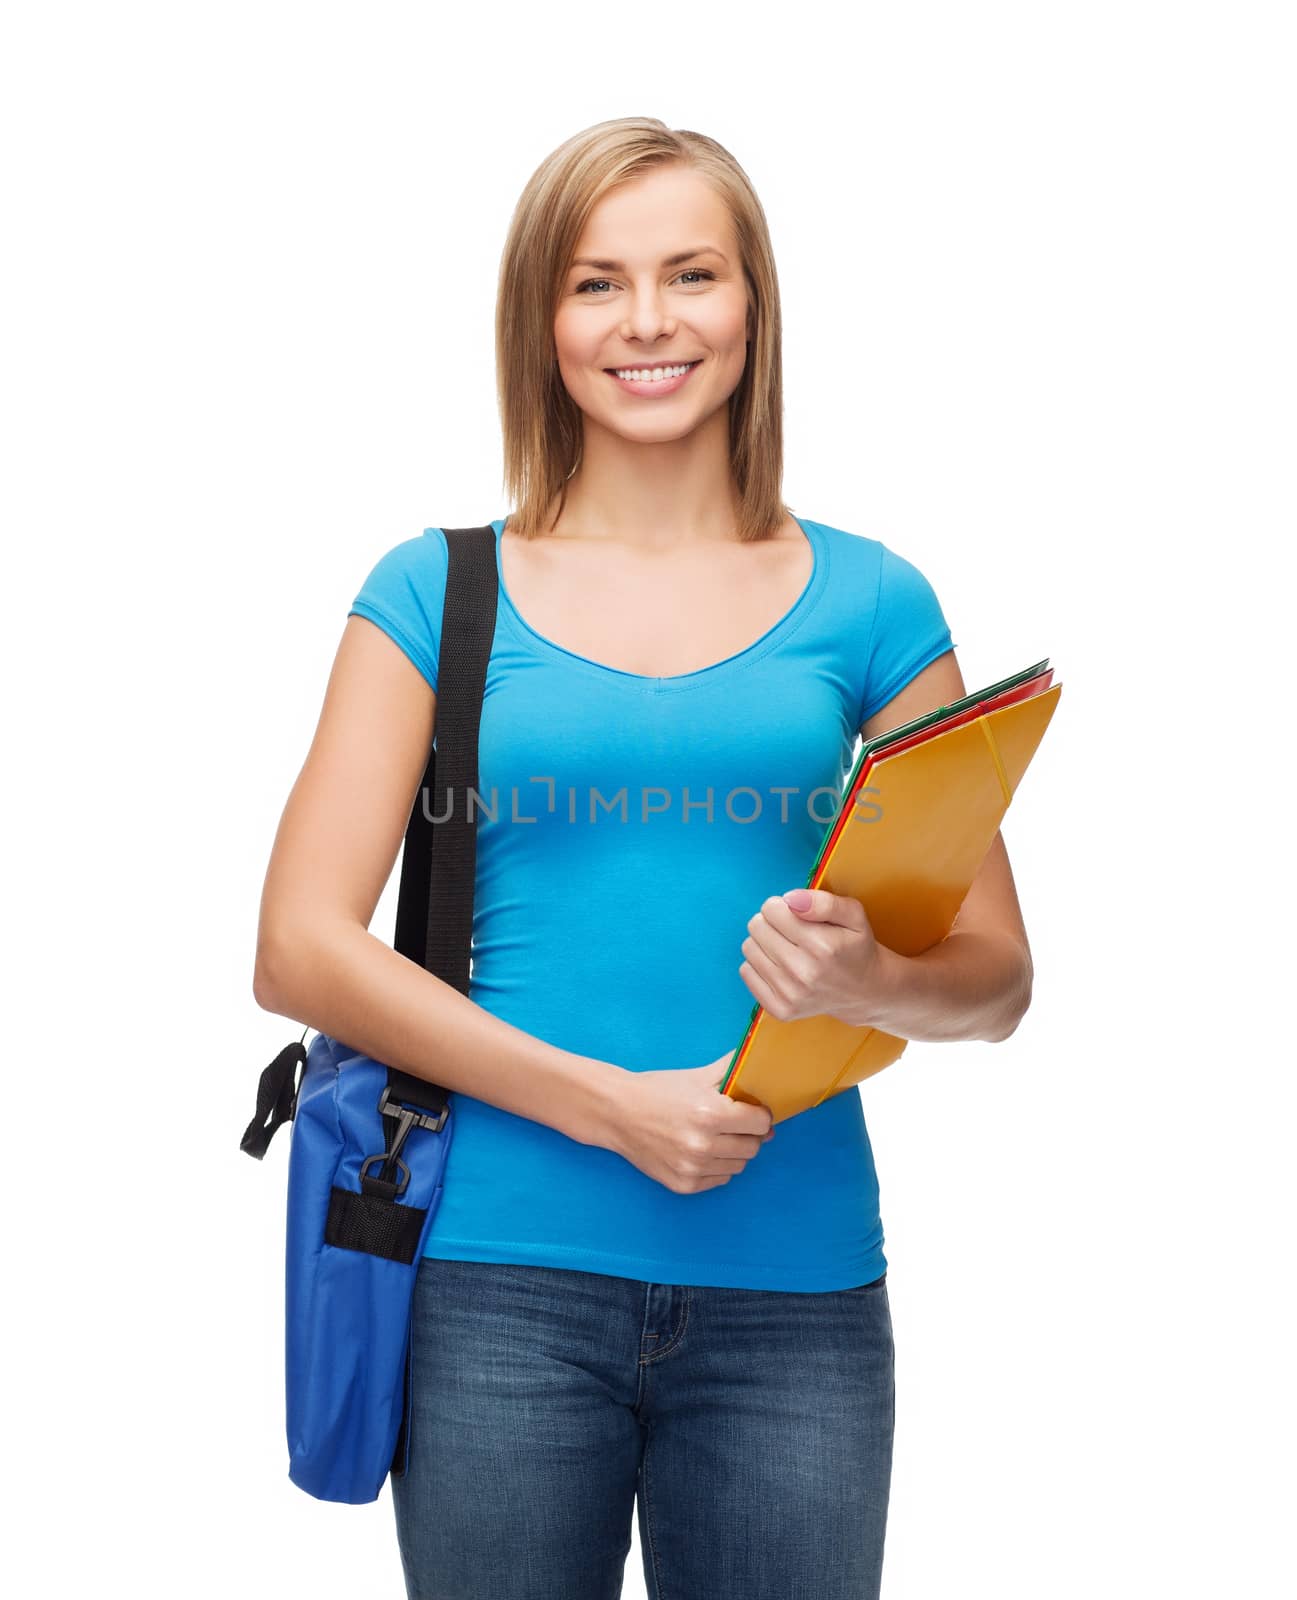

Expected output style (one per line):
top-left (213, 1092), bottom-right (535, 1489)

top-left (240, 523), bottom-right (498, 1504)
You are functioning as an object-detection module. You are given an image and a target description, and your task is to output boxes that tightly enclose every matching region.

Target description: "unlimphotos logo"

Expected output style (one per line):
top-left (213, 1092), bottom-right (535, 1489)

top-left (418, 780), bottom-right (884, 826)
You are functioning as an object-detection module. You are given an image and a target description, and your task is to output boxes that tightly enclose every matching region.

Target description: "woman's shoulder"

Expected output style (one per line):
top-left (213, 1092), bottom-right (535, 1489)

top-left (802, 514), bottom-right (942, 596)
top-left (346, 528), bottom-right (453, 693)
top-left (356, 526), bottom-right (450, 587)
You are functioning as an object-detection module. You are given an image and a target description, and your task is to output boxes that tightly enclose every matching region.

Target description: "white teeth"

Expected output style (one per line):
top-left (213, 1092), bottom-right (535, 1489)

top-left (613, 362), bottom-right (696, 382)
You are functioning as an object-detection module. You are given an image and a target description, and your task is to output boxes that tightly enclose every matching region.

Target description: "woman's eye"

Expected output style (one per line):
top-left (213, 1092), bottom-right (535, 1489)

top-left (575, 269), bottom-right (714, 295)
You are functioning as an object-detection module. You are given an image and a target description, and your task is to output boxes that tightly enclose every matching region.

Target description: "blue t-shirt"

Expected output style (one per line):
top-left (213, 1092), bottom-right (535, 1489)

top-left (348, 514), bottom-right (955, 1291)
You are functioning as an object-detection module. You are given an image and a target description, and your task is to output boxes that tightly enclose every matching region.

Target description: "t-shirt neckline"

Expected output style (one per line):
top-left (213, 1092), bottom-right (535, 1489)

top-left (485, 513), bottom-right (827, 691)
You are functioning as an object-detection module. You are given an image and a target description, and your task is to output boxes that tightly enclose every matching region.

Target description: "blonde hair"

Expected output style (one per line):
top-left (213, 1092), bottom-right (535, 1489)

top-left (495, 116), bottom-right (794, 543)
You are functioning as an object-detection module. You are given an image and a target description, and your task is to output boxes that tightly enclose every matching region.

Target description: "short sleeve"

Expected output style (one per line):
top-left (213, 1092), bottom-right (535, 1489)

top-left (347, 528), bottom-right (449, 693)
top-left (857, 542), bottom-right (955, 728)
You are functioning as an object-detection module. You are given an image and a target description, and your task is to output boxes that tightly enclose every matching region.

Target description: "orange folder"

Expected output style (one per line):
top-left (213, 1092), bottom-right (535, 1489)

top-left (720, 661), bottom-right (1062, 1122)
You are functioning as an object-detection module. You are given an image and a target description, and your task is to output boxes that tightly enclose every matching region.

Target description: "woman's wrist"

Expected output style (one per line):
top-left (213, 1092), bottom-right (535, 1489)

top-left (553, 1052), bottom-right (634, 1154)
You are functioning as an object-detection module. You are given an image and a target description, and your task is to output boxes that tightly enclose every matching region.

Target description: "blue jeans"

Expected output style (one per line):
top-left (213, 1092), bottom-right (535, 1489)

top-left (391, 1256), bottom-right (895, 1598)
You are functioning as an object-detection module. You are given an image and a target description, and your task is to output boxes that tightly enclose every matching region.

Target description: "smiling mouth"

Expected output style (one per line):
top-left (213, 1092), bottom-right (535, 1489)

top-left (603, 359), bottom-right (704, 378)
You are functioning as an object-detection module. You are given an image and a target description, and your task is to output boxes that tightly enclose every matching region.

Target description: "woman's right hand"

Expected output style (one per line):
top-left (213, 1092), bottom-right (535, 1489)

top-left (607, 1055), bottom-right (776, 1194)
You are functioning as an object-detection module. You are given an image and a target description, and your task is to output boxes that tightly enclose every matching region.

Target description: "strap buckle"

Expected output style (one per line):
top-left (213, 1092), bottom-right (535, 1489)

top-left (377, 1084), bottom-right (450, 1139)
top-left (359, 1086), bottom-right (450, 1198)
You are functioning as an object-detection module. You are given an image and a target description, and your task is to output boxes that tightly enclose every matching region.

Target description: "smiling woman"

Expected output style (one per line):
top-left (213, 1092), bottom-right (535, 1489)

top-left (495, 129), bottom-right (788, 544)
top-left (540, 166), bottom-right (760, 500)
top-left (254, 113), bottom-right (1012, 1600)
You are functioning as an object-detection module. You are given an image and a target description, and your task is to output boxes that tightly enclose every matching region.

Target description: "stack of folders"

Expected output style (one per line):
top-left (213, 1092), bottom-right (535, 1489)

top-left (720, 659), bottom-right (1062, 1123)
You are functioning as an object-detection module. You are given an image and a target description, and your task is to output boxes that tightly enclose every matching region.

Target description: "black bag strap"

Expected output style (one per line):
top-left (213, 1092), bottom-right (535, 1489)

top-left (369, 525), bottom-right (498, 1182)
top-left (241, 522), bottom-right (498, 1160)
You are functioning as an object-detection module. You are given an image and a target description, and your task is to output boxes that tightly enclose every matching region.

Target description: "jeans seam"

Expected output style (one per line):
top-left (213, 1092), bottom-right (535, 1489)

top-left (642, 1419), bottom-right (666, 1600)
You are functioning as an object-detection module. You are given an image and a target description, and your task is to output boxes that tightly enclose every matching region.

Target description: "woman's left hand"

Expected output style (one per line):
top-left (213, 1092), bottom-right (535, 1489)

top-left (739, 887), bottom-right (893, 1028)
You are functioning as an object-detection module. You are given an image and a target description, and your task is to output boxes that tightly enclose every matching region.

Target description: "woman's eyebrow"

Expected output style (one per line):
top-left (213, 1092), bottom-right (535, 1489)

top-left (570, 247), bottom-right (728, 271)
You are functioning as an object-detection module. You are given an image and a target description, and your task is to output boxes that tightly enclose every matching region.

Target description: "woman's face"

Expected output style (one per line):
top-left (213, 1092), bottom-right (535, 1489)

top-left (553, 164), bottom-right (753, 444)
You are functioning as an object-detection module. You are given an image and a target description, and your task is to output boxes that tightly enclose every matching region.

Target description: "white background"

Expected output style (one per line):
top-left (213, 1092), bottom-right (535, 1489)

top-left (5, 2), bottom-right (1293, 1596)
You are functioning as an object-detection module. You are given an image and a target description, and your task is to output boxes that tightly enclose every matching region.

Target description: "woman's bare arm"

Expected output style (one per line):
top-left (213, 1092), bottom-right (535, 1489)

top-left (252, 614), bottom-right (631, 1150)
top-left (852, 649), bottom-right (1035, 1043)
